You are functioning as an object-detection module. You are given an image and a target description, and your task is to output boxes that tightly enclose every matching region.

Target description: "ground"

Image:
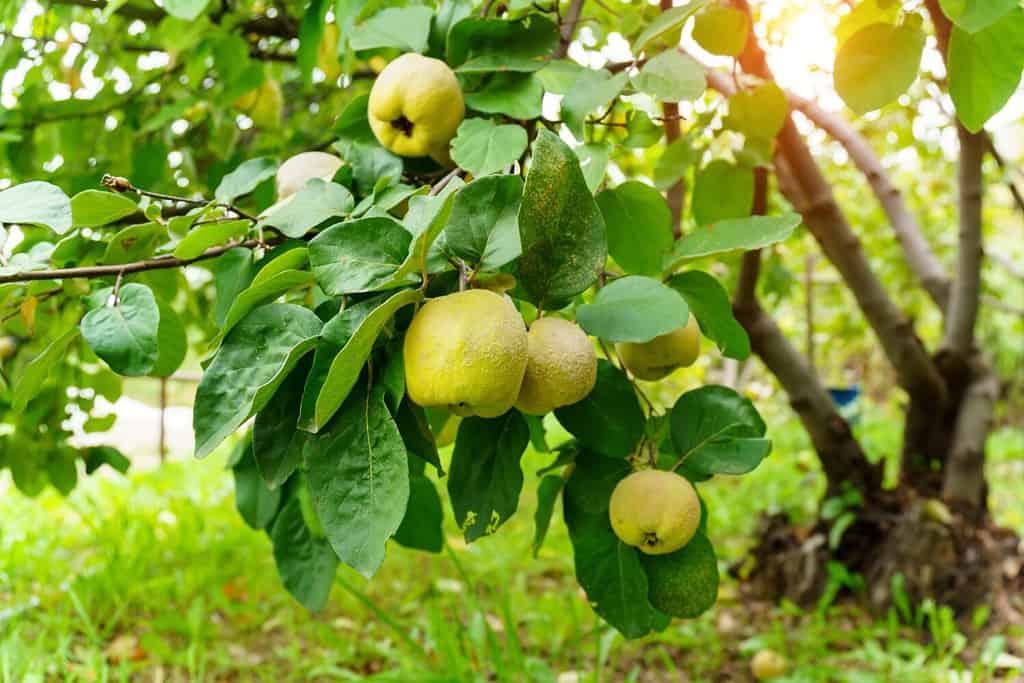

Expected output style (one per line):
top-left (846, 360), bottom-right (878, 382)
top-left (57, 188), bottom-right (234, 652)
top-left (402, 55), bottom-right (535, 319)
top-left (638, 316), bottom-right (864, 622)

top-left (1, 383), bottom-right (1022, 682)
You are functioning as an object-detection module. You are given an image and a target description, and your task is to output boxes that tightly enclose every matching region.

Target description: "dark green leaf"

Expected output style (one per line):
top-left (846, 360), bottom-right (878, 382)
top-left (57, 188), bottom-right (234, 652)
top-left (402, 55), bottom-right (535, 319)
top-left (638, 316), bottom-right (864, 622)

top-left (445, 175), bottom-right (523, 270)
top-left (233, 443), bottom-right (282, 529)
top-left (305, 382), bottom-right (409, 577)
top-left (669, 385), bottom-right (770, 476)
top-left (309, 217), bottom-right (416, 296)
top-left (260, 179), bottom-right (354, 238)
top-left (150, 295), bottom-right (188, 377)
top-left (193, 304), bottom-right (323, 458)
top-left (80, 283), bottom-right (160, 376)
top-left (395, 398), bottom-right (444, 475)
top-left (254, 357), bottom-right (312, 489)
top-left (270, 496), bottom-right (338, 611)
top-left (394, 468), bottom-right (445, 553)
top-left (518, 129), bottom-right (607, 307)
top-left (215, 157), bottom-right (278, 204)
top-left (464, 72), bottom-right (544, 119)
top-left (214, 269), bottom-right (317, 344)
top-left (555, 360), bottom-right (644, 459)
top-left (83, 445), bottom-right (130, 475)
top-left (596, 182), bottom-right (673, 276)
top-left (447, 411), bottom-right (530, 542)
top-left (12, 327), bottom-right (79, 412)
top-left (532, 474), bottom-right (564, 556)
top-left (668, 271), bottom-right (750, 360)
top-left (577, 276), bottom-right (689, 343)
top-left (447, 15), bottom-right (558, 72)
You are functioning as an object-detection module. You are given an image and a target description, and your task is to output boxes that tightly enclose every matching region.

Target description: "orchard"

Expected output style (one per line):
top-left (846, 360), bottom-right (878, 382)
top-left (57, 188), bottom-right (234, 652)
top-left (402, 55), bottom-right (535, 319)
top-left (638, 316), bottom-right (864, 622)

top-left (0, 0), bottom-right (1022, 679)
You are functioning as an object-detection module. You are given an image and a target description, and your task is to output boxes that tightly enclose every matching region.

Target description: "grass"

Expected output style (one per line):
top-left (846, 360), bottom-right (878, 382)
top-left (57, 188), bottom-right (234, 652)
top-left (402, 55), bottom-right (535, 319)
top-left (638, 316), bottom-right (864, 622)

top-left (1, 400), bottom-right (1022, 682)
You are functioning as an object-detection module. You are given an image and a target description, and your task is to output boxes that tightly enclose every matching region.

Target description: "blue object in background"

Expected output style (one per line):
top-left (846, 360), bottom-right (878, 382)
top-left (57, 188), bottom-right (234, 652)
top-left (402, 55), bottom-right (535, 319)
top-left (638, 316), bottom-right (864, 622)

top-left (828, 385), bottom-right (862, 425)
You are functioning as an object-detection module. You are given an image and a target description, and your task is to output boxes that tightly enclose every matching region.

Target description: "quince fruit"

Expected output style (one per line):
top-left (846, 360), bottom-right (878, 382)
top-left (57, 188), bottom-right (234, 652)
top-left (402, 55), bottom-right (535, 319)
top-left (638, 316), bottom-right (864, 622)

top-left (368, 53), bottom-right (464, 161)
top-left (751, 649), bottom-right (788, 680)
top-left (515, 317), bottom-right (597, 415)
top-left (609, 469), bottom-right (701, 555)
top-left (404, 289), bottom-right (527, 418)
top-left (616, 313), bottom-right (700, 381)
top-left (233, 78), bottom-right (283, 129)
top-left (276, 151), bottom-right (344, 199)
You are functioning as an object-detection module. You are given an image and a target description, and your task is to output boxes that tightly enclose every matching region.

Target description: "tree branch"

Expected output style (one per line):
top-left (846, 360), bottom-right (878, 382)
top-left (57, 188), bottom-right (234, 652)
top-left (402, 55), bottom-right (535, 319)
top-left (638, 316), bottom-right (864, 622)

top-left (658, 0), bottom-right (684, 237)
top-left (942, 355), bottom-right (998, 513)
top-left (555, 0), bottom-right (585, 58)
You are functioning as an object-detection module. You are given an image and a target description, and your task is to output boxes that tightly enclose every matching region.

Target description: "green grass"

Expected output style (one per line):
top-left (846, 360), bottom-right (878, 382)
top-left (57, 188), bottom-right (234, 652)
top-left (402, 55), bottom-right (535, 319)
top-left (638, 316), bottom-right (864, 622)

top-left (1, 405), bottom-right (1022, 682)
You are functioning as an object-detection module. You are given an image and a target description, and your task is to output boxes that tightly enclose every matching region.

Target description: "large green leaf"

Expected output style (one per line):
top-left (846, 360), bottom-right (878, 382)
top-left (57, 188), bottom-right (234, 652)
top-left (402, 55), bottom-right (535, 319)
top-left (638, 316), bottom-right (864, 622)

top-left (596, 182), bottom-right (673, 276)
top-left (0, 181), bottom-right (72, 234)
top-left (71, 190), bottom-right (139, 228)
top-left (270, 496), bottom-right (339, 612)
top-left (349, 6), bottom-right (433, 52)
top-left (664, 213), bottom-right (801, 270)
top-left (305, 382), bottom-right (409, 577)
top-left (633, 0), bottom-right (707, 51)
top-left (233, 443), bottom-right (282, 530)
top-left (630, 51), bottom-right (705, 102)
top-left (450, 118), bottom-right (528, 177)
top-left (444, 175), bottom-right (523, 270)
top-left (577, 276), bottom-right (689, 343)
top-left (939, 0), bottom-right (1017, 33)
top-left (193, 304), bottom-right (322, 458)
top-left (254, 357), bottom-right (312, 489)
top-left (563, 449), bottom-right (668, 638)
top-left (517, 129), bottom-right (607, 307)
top-left (394, 461), bottom-right (445, 553)
top-left (215, 157), bottom-right (278, 204)
top-left (561, 69), bottom-right (628, 139)
top-left (150, 295), bottom-right (188, 377)
top-left (11, 327), bottom-right (79, 412)
top-left (214, 269), bottom-right (317, 344)
top-left (464, 72), bottom-right (544, 119)
top-left (725, 82), bottom-right (789, 143)
top-left (836, 0), bottom-right (899, 45)
top-left (948, 9), bottom-right (1024, 133)
top-left (173, 219), bottom-right (250, 260)
top-left (668, 271), bottom-right (750, 360)
top-left (301, 288), bottom-right (423, 432)
top-left (447, 411), bottom-right (530, 542)
top-left (447, 15), bottom-right (558, 72)
top-left (691, 160), bottom-right (754, 227)
top-left (691, 4), bottom-right (748, 57)
top-left (669, 385), bottom-right (771, 476)
top-left (309, 217), bottom-right (417, 296)
top-left (555, 360), bottom-right (644, 459)
top-left (834, 21), bottom-right (925, 115)
top-left (575, 143), bottom-right (609, 194)
top-left (80, 283), bottom-right (161, 377)
top-left (532, 474), bottom-right (564, 557)
top-left (102, 222), bottom-right (165, 264)
top-left (259, 179), bottom-right (354, 238)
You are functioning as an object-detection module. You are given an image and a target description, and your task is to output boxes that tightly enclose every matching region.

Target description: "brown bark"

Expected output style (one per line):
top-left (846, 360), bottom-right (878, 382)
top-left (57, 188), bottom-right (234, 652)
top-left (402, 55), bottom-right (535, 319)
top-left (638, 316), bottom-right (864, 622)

top-left (943, 356), bottom-right (998, 514)
top-left (943, 126), bottom-right (985, 355)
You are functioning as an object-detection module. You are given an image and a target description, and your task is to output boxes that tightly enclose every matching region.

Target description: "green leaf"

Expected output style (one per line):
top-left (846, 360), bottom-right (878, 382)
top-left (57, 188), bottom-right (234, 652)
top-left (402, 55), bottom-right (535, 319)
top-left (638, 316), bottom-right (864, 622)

top-left (834, 21), bottom-right (925, 115)
top-left (102, 222), bottom-right (165, 264)
top-left (596, 182), bottom-right (673, 276)
top-left (349, 6), bottom-right (433, 52)
top-left (464, 72), bottom-right (544, 119)
top-left (575, 143), bottom-right (609, 194)
top-left (396, 399), bottom-right (444, 474)
top-left (394, 465), bottom-right (445, 553)
top-left (444, 175), bottom-right (522, 270)
top-left (309, 217), bottom-right (417, 296)
top-left (447, 15), bottom-right (558, 73)
top-left (948, 9), bottom-right (1024, 133)
top-left (430, 0), bottom-right (472, 54)
top-left (555, 360), bottom-right (644, 459)
top-left (164, 0), bottom-right (210, 21)
top-left (654, 137), bottom-right (697, 192)
top-left (214, 270), bottom-right (317, 344)
top-left (398, 182), bottom-right (461, 279)
top-left (150, 295), bottom-right (188, 377)
top-left (630, 51), bottom-right (705, 101)
top-left (83, 445), bottom-right (130, 475)
top-left (836, 0), bottom-right (899, 46)
top-left (563, 449), bottom-right (666, 638)
top-left (532, 474), bottom-right (564, 557)
top-left (939, 0), bottom-right (1017, 33)
top-left (561, 69), bottom-right (628, 139)
top-left (193, 304), bottom-right (322, 458)
top-left (450, 118), bottom-right (528, 177)
top-left (172, 219), bottom-right (250, 260)
top-left (341, 141), bottom-right (404, 196)
top-left (305, 382), bottom-right (409, 577)
top-left (259, 179), bottom-right (354, 238)
top-left (664, 213), bottom-right (801, 269)
top-left (692, 160), bottom-right (754, 226)
top-left (302, 288), bottom-right (423, 432)
top-left (447, 411), bottom-right (530, 542)
top-left (297, 0), bottom-right (329, 87)
top-left (641, 533), bottom-right (718, 618)
top-left (334, 95), bottom-right (375, 145)
top-left (669, 385), bottom-right (770, 476)
top-left (518, 129), bottom-right (607, 307)
top-left (668, 271), bottom-right (750, 360)
top-left (233, 444), bottom-right (282, 529)
top-left (634, 0), bottom-right (708, 51)
top-left (254, 357), bottom-right (312, 489)
top-left (270, 496), bottom-right (338, 612)
top-left (536, 59), bottom-right (584, 94)
top-left (12, 327), bottom-right (79, 412)
top-left (726, 82), bottom-right (789, 143)
top-left (0, 181), bottom-right (72, 234)
top-left (577, 276), bottom-right (689, 343)
top-left (215, 157), bottom-right (278, 204)
top-left (80, 284), bottom-right (160, 377)
top-left (692, 4), bottom-right (748, 57)
top-left (71, 190), bottom-right (138, 228)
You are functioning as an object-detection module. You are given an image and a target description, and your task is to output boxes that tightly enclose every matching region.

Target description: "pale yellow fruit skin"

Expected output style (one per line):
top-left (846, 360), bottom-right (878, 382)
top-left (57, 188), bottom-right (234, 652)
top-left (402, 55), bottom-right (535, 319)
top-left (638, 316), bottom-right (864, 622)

top-left (368, 53), bottom-right (465, 159)
top-left (404, 289), bottom-right (527, 418)
top-left (515, 317), bottom-right (597, 415)
top-left (751, 649), bottom-right (788, 680)
top-left (617, 314), bottom-right (700, 381)
top-left (234, 79), bottom-right (283, 129)
top-left (276, 152), bottom-right (344, 199)
top-left (317, 23), bottom-right (342, 82)
top-left (609, 470), bottom-right (701, 555)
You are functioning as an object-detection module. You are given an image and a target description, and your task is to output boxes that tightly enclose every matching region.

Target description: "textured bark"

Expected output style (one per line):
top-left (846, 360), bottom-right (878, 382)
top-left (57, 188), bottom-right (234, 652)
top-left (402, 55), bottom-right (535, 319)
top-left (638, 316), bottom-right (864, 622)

top-left (555, 0), bottom-right (585, 58)
top-left (788, 93), bottom-right (950, 309)
top-left (943, 356), bottom-right (999, 514)
top-left (943, 126), bottom-right (985, 355)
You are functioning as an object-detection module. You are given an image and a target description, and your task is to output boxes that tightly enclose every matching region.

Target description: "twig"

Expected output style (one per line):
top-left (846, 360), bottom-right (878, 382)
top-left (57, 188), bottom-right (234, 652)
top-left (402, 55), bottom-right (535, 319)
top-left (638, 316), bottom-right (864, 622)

top-left (102, 174), bottom-right (257, 221)
top-left (428, 167), bottom-right (464, 196)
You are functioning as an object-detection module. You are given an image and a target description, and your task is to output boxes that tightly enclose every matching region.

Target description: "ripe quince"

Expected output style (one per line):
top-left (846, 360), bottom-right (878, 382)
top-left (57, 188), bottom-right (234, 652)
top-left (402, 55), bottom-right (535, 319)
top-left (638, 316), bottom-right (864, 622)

top-left (404, 289), bottom-right (527, 418)
top-left (617, 314), bottom-right (700, 381)
top-left (515, 317), bottom-right (597, 415)
top-left (609, 469), bottom-right (701, 555)
top-left (368, 53), bottom-right (464, 162)
top-left (275, 151), bottom-right (344, 199)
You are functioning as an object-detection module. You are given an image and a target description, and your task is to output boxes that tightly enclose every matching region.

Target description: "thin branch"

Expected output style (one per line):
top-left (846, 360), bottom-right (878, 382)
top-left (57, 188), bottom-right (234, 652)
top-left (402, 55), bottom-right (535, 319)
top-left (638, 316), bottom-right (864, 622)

top-left (983, 133), bottom-right (1024, 219)
top-left (555, 0), bottom-right (585, 59)
top-left (47, 0), bottom-right (300, 38)
top-left (101, 174), bottom-right (257, 221)
top-left (982, 295), bottom-right (1024, 316)
top-left (659, 0), bottom-right (684, 238)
